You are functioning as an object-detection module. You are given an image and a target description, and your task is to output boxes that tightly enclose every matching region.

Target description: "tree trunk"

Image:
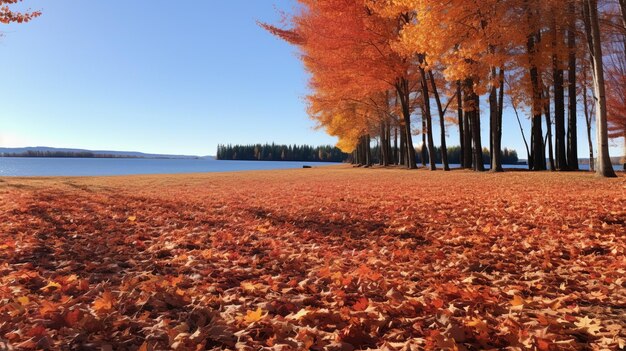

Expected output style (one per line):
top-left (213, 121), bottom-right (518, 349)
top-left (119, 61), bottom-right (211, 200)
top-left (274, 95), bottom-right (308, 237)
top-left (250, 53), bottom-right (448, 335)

top-left (489, 69), bottom-right (497, 170)
top-left (462, 85), bottom-right (473, 169)
top-left (420, 116), bottom-right (428, 167)
top-left (553, 19), bottom-right (567, 170)
top-left (489, 67), bottom-right (504, 172)
top-left (400, 124), bottom-right (406, 166)
top-left (567, 1), bottom-right (579, 170)
top-left (385, 120), bottom-right (392, 165)
top-left (420, 67), bottom-right (437, 171)
top-left (464, 78), bottom-right (484, 171)
top-left (528, 31), bottom-right (546, 170)
top-left (491, 68), bottom-right (504, 172)
top-left (366, 134), bottom-right (372, 167)
top-left (393, 125), bottom-right (399, 165)
top-left (380, 122), bottom-right (386, 166)
top-left (396, 79), bottom-right (417, 169)
top-left (584, 0), bottom-right (617, 177)
top-left (583, 72), bottom-right (595, 172)
top-left (472, 94), bottom-right (485, 172)
top-left (543, 88), bottom-right (556, 171)
top-left (429, 70), bottom-right (450, 171)
top-left (457, 81), bottom-right (465, 168)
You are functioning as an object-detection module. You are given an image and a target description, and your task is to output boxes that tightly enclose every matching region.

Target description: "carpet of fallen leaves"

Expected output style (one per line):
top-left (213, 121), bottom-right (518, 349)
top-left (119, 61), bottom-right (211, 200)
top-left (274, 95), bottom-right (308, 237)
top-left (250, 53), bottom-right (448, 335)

top-left (1, 166), bottom-right (625, 351)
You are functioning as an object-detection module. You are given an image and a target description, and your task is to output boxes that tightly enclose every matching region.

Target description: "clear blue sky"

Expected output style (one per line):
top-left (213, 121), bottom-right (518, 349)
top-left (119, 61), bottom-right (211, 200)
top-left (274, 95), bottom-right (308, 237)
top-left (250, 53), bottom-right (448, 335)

top-left (0, 0), bottom-right (623, 158)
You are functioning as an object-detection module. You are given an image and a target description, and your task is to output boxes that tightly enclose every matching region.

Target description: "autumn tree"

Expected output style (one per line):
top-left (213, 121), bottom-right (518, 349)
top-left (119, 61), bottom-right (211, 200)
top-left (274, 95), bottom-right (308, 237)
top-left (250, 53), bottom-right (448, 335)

top-left (262, 0), bottom-right (420, 169)
top-left (0, 0), bottom-right (40, 24)
top-left (263, 0), bottom-right (625, 176)
top-left (583, 0), bottom-right (617, 177)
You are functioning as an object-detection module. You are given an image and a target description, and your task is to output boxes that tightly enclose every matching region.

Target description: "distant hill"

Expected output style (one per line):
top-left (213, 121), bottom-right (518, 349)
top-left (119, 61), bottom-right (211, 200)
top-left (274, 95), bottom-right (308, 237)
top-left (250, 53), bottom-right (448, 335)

top-left (0, 146), bottom-right (212, 159)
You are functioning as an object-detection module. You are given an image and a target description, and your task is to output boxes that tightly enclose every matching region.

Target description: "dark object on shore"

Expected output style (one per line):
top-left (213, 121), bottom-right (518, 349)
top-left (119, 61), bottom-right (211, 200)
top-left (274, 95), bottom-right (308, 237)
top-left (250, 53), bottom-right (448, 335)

top-left (303, 165), bottom-right (312, 169)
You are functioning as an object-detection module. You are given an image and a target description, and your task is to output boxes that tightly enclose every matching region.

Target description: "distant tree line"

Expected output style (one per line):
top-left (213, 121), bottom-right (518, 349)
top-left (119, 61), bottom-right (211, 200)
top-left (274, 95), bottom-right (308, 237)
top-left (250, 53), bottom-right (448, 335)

top-left (1, 151), bottom-right (138, 158)
top-left (363, 145), bottom-right (519, 165)
top-left (414, 146), bottom-right (519, 165)
top-left (216, 144), bottom-right (349, 162)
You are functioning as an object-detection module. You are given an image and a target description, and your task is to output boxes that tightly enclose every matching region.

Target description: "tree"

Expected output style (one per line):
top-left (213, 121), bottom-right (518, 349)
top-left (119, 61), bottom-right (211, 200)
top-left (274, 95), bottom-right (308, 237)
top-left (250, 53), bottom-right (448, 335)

top-left (262, 0), bottom-right (626, 175)
top-left (583, 0), bottom-right (617, 177)
top-left (0, 0), bottom-right (40, 24)
top-left (261, 0), bottom-right (420, 169)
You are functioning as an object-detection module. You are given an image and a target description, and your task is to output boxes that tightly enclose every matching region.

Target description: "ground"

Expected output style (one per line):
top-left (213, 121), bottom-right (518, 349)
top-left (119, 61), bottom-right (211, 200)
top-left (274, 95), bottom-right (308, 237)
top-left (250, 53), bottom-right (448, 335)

top-left (0, 166), bottom-right (625, 350)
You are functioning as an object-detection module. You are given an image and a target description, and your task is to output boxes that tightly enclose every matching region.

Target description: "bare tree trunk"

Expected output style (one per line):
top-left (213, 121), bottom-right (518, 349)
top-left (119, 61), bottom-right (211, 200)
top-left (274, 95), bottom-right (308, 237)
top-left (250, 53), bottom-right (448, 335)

top-left (400, 124), bottom-right (406, 166)
top-left (380, 121), bottom-right (387, 166)
top-left (394, 125), bottom-right (399, 165)
top-left (567, 0), bottom-right (579, 170)
top-left (544, 88), bottom-right (556, 171)
top-left (528, 31), bottom-right (546, 170)
top-left (490, 67), bottom-right (504, 172)
top-left (457, 81), bottom-right (465, 168)
top-left (584, 0), bottom-right (617, 177)
top-left (489, 68), bottom-right (497, 170)
top-left (462, 82), bottom-right (474, 169)
top-left (366, 134), bottom-right (372, 167)
top-left (464, 78), bottom-right (485, 172)
top-left (473, 93), bottom-right (485, 171)
top-left (583, 73), bottom-right (595, 172)
top-left (421, 116), bottom-right (428, 167)
top-left (429, 70), bottom-right (450, 171)
top-left (396, 79), bottom-right (417, 169)
top-left (419, 66), bottom-right (437, 170)
top-left (553, 19), bottom-right (568, 170)
top-left (385, 119), bottom-right (392, 165)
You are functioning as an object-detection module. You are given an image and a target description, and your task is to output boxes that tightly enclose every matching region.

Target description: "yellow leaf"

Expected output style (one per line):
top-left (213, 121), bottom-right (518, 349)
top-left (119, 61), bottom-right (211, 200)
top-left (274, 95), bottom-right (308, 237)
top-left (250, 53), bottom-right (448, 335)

top-left (465, 317), bottom-right (488, 332)
top-left (16, 296), bottom-right (30, 306)
top-left (241, 282), bottom-right (261, 293)
top-left (291, 308), bottom-right (310, 320)
top-left (128, 216), bottom-right (137, 222)
top-left (40, 281), bottom-right (62, 291)
top-left (244, 307), bottom-right (264, 324)
top-left (510, 295), bottom-right (525, 307)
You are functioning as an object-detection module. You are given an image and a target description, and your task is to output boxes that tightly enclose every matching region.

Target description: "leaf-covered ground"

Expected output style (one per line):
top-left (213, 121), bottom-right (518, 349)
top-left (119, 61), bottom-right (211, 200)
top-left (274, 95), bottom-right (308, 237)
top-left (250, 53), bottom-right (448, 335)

top-left (1, 167), bottom-right (625, 350)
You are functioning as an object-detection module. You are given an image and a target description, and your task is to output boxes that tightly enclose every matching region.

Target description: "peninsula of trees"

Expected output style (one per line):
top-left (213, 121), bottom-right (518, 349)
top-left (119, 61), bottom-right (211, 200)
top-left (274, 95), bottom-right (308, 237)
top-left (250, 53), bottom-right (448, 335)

top-left (216, 144), bottom-right (348, 162)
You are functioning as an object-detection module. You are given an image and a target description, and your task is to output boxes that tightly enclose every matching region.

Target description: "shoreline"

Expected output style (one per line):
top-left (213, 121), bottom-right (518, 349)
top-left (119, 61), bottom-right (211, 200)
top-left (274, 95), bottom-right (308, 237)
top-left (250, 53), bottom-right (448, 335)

top-left (2, 162), bottom-right (625, 181)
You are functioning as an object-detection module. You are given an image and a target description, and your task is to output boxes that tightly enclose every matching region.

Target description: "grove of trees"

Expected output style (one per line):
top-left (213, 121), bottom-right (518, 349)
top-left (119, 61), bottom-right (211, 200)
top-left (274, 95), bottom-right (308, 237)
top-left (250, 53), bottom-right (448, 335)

top-left (216, 144), bottom-right (349, 162)
top-left (262, 0), bottom-right (626, 177)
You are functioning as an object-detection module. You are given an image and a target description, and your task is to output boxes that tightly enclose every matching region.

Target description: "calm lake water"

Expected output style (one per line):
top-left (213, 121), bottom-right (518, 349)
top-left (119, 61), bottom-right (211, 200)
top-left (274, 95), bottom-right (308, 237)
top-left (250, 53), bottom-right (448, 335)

top-left (0, 158), bottom-right (604, 177)
top-left (0, 158), bottom-right (340, 177)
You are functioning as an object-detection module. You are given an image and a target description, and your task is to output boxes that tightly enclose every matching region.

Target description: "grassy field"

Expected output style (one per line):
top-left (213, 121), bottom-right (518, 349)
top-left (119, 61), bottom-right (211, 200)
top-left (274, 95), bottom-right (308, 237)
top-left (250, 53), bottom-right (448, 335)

top-left (1, 167), bottom-right (625, 350)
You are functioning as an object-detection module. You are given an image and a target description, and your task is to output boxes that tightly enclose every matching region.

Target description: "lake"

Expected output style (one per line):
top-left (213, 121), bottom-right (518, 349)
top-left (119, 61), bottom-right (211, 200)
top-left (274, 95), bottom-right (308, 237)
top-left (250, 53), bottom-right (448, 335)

top-left (0, 158), bottom-right (341, 177)
top-left (0, 157), bottom-right (603, 177)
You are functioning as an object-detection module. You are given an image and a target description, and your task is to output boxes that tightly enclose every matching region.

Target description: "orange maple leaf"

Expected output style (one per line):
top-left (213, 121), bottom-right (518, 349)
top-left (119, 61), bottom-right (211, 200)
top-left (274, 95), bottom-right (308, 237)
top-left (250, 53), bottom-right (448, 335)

top-left (352, 297), bottom-right (369, 311)
top-left (93, 291), bottom-right (115, 314)
top-left (244, 307), bottom-right (264, 324)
